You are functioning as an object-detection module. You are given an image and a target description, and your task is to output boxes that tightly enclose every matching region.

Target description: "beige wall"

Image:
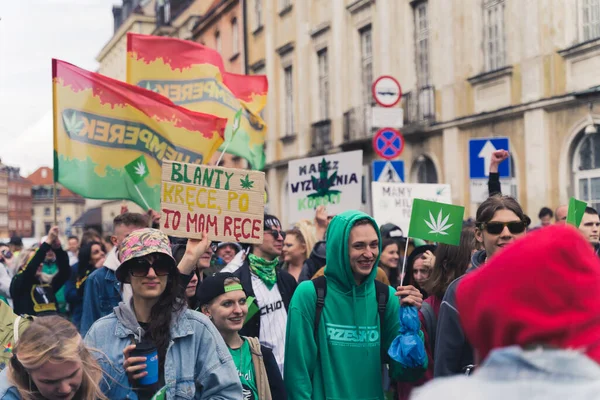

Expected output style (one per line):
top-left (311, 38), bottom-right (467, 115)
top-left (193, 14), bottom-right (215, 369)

top-left (32, 201), bottom-right (85, 243)
top-left (97, 14), bottom-right (157, 80)
top-left (253, 0), bottom-right (600, 226)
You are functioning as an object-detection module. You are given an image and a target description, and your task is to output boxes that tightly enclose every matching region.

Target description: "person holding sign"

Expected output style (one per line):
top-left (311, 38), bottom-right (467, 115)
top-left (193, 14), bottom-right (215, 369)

top-left (235, 215), bottom-right (297, 375)
top-left (434, 195), bottom-right (529, 378)
top-left (284, 211), bottom-right (426, 400)
top-left (197, 272), bottom-right (286, 400)
top-left (85, 229), bottom-right (241, 399)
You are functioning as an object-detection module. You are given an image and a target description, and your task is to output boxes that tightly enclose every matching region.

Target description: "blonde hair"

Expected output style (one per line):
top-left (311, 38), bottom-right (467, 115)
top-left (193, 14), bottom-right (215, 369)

top-left (291, 219), bottom-right (318, 259)
top-left (9, 316), bottom-right (108, 400)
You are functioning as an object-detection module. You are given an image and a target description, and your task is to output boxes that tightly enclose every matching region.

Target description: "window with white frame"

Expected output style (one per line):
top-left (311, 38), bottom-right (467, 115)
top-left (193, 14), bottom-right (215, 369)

top-left (582, 0), bottom-right (600, 41)
top-left (215, 30), bottom-right (221, 54)
top-left (284, 66), bottom-right (295, 136)
top-left (360, 26), bottom-right (373, 105)
top-left (317, 49), bottom-right (329, 120)
top-left (255, 0), bottom-right (263, 29)
top-left (232, 19), bottom-right (239, 55)
top-left (414, 2), bottom-right (430, 87)
top-left (574, 128), bottom-right (600, 211)
top-left (483, 0), bottom-right (506, 72)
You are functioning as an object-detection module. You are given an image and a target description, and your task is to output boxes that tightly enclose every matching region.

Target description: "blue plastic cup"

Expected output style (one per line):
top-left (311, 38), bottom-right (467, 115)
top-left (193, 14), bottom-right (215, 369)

top-left (131, 342), bottom-right (159, 386)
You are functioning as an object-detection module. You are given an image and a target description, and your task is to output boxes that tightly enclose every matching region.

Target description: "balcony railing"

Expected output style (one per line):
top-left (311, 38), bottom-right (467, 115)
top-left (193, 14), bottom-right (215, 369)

top-left (310, 120), bottom-right (332, 154)
top-left (343, 104), bottom-right (373, 142)
top-left (403, 86), bottom-right (436, 125)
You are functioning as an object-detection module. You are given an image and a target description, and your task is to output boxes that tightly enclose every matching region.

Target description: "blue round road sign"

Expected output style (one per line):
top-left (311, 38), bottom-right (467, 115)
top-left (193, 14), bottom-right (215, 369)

top-left (373, 128), bottom-right (404, 160)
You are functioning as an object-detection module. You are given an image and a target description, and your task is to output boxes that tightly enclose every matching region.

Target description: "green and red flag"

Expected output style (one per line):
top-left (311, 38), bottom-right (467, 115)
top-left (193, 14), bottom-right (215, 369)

top-left (566, 197), bottom-right (587, 227)
top-left (408, 199), bottom-right (464, 246)
top-left (127, 33), bottom-right (268, 170)
top-left (52, 59), bottom-right (227, 210)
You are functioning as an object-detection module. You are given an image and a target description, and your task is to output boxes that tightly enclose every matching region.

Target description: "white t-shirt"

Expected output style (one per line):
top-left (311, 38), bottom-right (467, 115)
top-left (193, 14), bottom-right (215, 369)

top-left (251, 273), bottom-right (287, 374)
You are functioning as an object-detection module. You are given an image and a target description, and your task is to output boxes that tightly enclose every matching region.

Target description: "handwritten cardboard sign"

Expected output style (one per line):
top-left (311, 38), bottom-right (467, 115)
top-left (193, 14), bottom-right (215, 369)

top-left (287, 150), bottom-right (363, 223)
top-left (160, 160), bottom-right (265, 244)
top-left (371, 182), bottom-right (452, 234)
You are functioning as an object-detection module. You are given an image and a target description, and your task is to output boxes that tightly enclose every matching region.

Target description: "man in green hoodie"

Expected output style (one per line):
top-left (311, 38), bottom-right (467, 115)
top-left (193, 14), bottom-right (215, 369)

top-left (284, 211), bottom-right (427, 400)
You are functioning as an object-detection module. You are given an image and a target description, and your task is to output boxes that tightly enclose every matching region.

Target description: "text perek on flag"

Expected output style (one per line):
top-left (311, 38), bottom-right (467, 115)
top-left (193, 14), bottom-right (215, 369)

top-left (408, 198), bottom-right (464, 246)
top-left (52, 59), bottom-right (227, 210)
top-left (126, 33), bottom-right (268, 170)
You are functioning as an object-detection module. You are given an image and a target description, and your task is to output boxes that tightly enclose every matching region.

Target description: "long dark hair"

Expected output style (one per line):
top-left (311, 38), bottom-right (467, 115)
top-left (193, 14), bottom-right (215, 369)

top-left (424, 228), bottom-right (477, 299)
top-left (145, 254), bottom-right (186, 371)
top-left (476, 195), bottom-right (529, 225)
top-left (77, 241), bottom-right (105, 297)
top-left (380, 238), bottom-right (400, 286)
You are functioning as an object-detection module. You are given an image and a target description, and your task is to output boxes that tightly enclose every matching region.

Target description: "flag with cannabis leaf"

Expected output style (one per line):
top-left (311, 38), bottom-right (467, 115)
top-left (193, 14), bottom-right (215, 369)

top-left (408, 198), bottom-right (464, 246)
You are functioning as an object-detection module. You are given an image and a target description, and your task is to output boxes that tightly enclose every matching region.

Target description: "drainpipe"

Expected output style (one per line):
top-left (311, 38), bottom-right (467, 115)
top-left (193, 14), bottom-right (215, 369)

top-left (242, 0), bottom-right (248, 74)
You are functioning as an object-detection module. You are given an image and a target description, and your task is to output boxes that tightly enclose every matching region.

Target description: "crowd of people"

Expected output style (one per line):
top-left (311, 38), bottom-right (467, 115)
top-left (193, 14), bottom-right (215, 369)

top-left (0, 151), bottom-right (598, 399)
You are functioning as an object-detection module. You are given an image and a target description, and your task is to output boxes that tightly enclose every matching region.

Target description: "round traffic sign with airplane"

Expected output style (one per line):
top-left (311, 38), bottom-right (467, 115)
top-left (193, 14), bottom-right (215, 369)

top-left (372, 76), bottom-right (402, 107)
top-left (373, 128), bottom-right (404, 160)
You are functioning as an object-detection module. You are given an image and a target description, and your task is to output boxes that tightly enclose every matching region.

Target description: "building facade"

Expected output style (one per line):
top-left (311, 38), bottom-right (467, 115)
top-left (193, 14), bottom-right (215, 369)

top-left (0, 167), bottom-right (8, 239)
top-left (3, 166), bottom-right (32, 238)
top-left (248, 0), bottom-right (600, 225)
top-left (27, 167), bottom-right (86, 243)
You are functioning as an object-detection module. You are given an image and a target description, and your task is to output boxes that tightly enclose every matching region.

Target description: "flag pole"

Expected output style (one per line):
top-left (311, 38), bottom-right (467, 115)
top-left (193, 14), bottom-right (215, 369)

top-left (133, 185), bottom-right (151, 210)
top-left (399, 237), bottom-right (410, 287)
top-left (53, 181), bottom-right (57, 226)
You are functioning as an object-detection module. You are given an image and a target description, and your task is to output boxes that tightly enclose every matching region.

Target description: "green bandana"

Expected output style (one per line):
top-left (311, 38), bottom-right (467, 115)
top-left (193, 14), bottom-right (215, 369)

top-left (248, 254), bottom-right (279, 290)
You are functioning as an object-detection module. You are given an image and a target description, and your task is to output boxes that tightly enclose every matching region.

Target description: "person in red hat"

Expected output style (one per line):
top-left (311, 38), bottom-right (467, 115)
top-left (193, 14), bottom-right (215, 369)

top-left (412, 224), bottom-right (600, 399)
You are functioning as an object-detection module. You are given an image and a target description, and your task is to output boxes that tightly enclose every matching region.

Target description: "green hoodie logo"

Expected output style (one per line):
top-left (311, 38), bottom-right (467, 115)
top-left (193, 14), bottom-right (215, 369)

top-left (326, 323), bottom-right (379, 347)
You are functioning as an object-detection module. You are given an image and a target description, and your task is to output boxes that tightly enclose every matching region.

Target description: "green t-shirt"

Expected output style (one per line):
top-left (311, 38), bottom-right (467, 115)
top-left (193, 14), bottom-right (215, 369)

top-left (228, 339), bottom-right (258, 400)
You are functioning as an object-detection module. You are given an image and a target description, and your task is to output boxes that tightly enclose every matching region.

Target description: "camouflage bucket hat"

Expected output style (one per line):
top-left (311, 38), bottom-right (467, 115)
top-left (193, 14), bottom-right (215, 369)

top-left (116, 228), bottom-right (176, 282)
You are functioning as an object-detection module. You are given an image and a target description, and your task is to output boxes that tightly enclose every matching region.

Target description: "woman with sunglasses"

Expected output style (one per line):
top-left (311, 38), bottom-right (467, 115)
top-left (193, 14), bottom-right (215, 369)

top-left (198, 273), bottom-right (286, 400)
top-left (434, 195), bottom-right (529, 378)
top-left (0, 315), bottom-right (107, 400)
top-left (84, 228), bottom-right (241, 399)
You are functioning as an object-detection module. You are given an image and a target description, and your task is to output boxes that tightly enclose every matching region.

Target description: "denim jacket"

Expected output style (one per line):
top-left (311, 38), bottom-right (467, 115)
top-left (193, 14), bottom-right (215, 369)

top-left (0, 369), bottom-right (20, 399)
top-left (79, 266), bottom-right (121, 336)
top-left (84, 303), bottom-right (242, 399)
top-left (412, 346), bottom-right (600, 400)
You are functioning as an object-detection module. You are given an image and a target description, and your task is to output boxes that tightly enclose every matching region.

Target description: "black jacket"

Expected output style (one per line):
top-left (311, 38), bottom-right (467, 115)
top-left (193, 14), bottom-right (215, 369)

top-left (261, 344), bottom-right (287, 399)
top-left (299, 240), bottom-right (327, 282)
top-left (433, 250), bottom-right (486, 377)
top-left (234, 258), bottom-right (297, 338)
top-left (10, 242), bottom-right (70, 316)
top-left (488, 172), bottom-right (501, 197)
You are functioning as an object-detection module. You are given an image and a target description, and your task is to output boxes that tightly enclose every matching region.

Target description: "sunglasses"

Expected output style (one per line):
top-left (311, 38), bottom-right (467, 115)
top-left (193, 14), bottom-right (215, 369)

top-left (480, 221), bottom-right (526, 235)
top-left (266, 230), bottom-right (286, 240)
top-left (128, 256), bottom-right (173, 277)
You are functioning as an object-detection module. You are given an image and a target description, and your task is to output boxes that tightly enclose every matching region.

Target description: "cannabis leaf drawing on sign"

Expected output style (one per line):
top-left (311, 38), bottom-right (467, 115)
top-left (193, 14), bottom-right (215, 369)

top-left (307, 158), bottom-right (341, 199)
top-left (424, 209), bottom-right (453, 235)
top-left (240, 174), bottom-right (254, 190)
top-left (62, 110), bottom-right (84, 136)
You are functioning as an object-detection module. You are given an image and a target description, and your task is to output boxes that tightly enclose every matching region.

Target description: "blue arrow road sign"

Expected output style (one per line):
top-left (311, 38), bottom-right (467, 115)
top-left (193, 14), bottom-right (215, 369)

top-left (372, 160), bottom-right (405, 182)
top-left (469, 137), bottom-right (510, 179)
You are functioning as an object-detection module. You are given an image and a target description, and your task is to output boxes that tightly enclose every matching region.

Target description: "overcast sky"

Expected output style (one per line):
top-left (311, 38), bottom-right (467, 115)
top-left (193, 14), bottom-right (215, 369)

top-left (0, 0), bottom-right (114, 176)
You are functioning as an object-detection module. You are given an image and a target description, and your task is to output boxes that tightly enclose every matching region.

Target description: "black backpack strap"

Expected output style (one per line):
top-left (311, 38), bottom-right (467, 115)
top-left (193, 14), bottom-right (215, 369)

top-left (374, 280), bottom-right (389, 329)
top-left (420, 301), bottom-right (437, 354)
top-left (312, 276), bottom-right (327, 342)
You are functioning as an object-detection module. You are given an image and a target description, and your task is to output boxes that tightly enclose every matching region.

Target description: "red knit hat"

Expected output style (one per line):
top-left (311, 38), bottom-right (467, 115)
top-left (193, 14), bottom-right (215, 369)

top-left (456, 224), bottom-right (600, 364)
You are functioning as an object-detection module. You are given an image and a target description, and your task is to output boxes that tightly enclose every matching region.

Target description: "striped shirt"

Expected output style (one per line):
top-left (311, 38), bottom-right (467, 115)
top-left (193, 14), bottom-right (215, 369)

top-left (251, 274), bottom-right (287, 374)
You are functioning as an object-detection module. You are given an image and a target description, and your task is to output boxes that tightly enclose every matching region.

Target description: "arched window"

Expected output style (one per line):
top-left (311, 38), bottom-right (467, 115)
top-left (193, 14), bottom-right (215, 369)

top-left (412, 155), bottom-right (438, 183)
top-left (573, 126), bottom-right (600, 210)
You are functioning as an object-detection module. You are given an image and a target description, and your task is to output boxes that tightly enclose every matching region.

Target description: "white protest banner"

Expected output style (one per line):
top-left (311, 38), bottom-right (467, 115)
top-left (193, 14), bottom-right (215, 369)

top-left (160, 160), bottom-right (265, 244)
top-left (288, 150), bottom-right (363, 223)
top-left (371, 182), bottom-right (452, 234)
